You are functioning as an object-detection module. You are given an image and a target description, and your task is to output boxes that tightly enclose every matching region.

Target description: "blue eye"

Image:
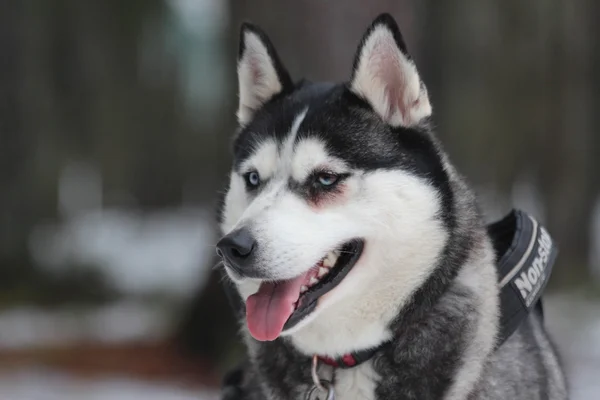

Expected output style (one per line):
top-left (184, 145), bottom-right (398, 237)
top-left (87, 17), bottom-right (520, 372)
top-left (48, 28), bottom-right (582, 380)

top-left (246, 171), bottom-right (260, 188)
top-left (316, 172), bottom-right (339, 187)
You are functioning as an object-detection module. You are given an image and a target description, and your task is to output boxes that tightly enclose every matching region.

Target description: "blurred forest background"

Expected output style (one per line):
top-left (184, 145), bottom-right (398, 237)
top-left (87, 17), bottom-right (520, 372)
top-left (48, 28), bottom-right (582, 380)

top-left (0, 0), bottom-right (599, 399)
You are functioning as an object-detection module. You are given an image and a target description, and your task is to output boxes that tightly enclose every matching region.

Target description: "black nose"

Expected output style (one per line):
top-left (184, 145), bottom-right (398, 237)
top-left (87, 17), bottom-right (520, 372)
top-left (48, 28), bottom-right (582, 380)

top-left (216, 228), bottom-right (257, 273)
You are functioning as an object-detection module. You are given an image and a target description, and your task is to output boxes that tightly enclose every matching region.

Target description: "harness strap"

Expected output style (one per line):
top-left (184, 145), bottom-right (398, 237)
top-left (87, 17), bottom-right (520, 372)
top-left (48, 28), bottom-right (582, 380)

top-left (488, 210), bottom-right (557, 345)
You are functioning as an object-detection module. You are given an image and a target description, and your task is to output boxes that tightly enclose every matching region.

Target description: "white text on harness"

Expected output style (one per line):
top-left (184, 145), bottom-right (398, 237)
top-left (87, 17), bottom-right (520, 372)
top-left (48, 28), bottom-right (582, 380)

top-left (513, 228), bottom-right (552, 306)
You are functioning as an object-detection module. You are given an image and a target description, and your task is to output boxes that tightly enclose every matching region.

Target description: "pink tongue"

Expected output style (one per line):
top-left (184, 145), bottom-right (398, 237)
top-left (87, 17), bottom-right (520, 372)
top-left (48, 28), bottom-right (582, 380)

top-left (246, 272), bottom-right (310, 341)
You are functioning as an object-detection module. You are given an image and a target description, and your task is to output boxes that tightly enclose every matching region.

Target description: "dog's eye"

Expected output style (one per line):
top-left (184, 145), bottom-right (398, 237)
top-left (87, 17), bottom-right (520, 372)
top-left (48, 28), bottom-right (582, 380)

top-left (245, 171), bottom-right (261, 188)
top-left (316, 172), bottom-right (339, 187)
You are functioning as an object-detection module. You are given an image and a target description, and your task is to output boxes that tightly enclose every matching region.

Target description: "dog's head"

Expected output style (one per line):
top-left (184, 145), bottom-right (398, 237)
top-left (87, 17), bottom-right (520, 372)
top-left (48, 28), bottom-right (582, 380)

top-left (217, 14), bottom-right (454, 354)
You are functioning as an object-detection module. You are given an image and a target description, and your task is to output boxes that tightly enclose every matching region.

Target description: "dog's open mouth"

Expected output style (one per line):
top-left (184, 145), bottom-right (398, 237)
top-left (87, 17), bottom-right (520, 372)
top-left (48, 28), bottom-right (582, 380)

top-left (245, 239), bottom-right (364, 341)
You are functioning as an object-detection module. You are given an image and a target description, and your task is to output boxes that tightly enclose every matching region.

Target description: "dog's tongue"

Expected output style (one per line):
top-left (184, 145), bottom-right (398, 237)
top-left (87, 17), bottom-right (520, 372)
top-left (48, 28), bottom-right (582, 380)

top-left (245, 273), bottom-right (309, 341)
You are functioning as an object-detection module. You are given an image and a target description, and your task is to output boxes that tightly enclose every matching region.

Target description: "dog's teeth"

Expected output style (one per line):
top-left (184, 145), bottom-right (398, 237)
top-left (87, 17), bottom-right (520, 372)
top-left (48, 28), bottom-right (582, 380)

top-left (309, 277), bottom-right (319, 286)
top-left (300, 285), bottom-right (308, 293)
top-left (318, 267), bottom-right (328, 278)
top-left (323, 252), bottom-right (338, 268)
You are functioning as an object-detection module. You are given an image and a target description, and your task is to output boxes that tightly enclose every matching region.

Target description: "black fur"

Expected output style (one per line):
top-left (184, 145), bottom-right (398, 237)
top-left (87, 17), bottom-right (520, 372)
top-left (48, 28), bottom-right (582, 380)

top-left (374, 285), bottom-right (477, 399)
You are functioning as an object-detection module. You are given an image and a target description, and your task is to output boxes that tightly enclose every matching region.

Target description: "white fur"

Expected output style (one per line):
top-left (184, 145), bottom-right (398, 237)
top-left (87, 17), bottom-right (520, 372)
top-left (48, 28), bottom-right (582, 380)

top-left (223, 110), bottom-right (307, 239)
top-left (237, 176), bottom-right (366, 281)
top-left (291, 138), bottom-right (349, 182)
top-left (240, 139), bottom-right (279, 178)
top-left (334, 361), bottom-right (380, 400)
top-left (237, 31), bottom-right (283, 126)
top-left (351, 25), bottom-right (431, 127)
top-left (280, 108), bottom-right (308, 175)
top-left (221, 173), bottom-right (249, 235)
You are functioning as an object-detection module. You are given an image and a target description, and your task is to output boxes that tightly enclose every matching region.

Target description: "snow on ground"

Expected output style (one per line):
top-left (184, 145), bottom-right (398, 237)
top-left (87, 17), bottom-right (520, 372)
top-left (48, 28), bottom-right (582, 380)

top-left (0, 369), bottom-right (218, 400)
top-left (29, 207), bottom-right (215, 299)
top-left (0, 302), bottom-right (169, 349)
top-left (544, 293), bottom-right (600, 400)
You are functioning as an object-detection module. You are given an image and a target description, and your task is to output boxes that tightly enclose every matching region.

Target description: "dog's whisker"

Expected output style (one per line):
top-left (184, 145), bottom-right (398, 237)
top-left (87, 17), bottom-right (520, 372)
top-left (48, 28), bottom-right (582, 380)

top-left (212, 261), bottom-right (225, 271)
top-left (335, 250), bottom-right (358, 255)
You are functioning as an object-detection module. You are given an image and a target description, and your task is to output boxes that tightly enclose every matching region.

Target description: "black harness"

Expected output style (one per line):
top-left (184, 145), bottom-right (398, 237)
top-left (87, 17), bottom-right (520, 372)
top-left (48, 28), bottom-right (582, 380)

top-left (490, 209), bottom-right (557, 345)
top-left (221, 209), bottom-right (558, 369)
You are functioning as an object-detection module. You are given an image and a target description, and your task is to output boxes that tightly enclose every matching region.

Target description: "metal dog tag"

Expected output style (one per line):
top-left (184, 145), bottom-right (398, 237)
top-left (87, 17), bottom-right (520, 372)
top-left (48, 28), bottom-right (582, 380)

top-left (305, 380), bottom-right (335, 400)
top-left (307, 355), bottom-right (335, 400)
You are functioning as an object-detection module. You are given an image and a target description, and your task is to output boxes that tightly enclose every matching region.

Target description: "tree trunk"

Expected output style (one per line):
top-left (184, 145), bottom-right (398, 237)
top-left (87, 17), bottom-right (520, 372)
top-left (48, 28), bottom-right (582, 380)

top-left (538, 0), bottom-right (595, 287)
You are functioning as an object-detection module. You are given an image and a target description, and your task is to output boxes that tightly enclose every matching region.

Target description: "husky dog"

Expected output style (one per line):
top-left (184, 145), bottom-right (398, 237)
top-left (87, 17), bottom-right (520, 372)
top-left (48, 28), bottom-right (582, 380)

top-left (216, 13), bottom-right (567, 400)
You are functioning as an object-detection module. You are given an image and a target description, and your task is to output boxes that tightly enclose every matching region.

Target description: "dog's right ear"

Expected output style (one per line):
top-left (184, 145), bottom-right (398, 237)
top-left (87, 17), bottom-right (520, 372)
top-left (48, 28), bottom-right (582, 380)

top-left (237, 23), bottom-right (293, 127)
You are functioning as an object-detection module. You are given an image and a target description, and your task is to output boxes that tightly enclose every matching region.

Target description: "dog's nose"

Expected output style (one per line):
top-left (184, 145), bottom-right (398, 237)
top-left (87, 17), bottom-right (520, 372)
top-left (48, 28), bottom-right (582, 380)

top-left (216, 228), bottom-right (257, 273)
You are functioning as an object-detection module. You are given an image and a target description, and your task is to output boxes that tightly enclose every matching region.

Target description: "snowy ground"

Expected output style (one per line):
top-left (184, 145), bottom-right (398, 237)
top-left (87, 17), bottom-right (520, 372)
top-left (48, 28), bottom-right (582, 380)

top-left (0, 369), bottom-right (218, 400)
top-left (29, 206), bottom-right (215, 298)
top-left (544, 293), bottom-right (600, 400)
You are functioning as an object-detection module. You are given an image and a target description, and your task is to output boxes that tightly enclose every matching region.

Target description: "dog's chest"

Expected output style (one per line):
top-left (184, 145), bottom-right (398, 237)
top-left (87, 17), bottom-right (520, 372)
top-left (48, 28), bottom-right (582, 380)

top-left (327, 362), bottom-right (378, 400)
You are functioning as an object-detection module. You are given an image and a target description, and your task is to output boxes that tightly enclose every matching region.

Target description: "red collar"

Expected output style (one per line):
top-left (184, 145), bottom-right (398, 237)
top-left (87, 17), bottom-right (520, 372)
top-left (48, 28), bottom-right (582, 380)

top-left (317, 345), bottom-right (382, 369)
top-left (318, 354), bottom-right (358, 368)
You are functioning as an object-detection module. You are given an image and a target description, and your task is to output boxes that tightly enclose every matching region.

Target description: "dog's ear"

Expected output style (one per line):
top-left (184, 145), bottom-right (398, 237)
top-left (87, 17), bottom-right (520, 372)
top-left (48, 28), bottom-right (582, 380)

top-left (349, 14), bottom-right (431, 127)
top-left (237, 23), bottom-right (293, 126)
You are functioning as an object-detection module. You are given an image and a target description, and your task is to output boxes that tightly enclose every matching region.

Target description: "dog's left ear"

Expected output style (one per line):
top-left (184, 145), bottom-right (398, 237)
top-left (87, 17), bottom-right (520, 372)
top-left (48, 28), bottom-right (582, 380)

top-left (237, 23), bottom-right (293, 126)
top-left (350, 14), bottom-right (431, 127)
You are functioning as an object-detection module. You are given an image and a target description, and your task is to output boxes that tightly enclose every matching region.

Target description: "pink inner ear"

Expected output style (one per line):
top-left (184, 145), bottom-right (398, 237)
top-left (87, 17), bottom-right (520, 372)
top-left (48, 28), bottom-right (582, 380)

top-left (370, 40), bottom-right (408, 121)
top-left (249, 57), bottom-right (265, 87)
top-left (384, 84), bottom-right (403, 122)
